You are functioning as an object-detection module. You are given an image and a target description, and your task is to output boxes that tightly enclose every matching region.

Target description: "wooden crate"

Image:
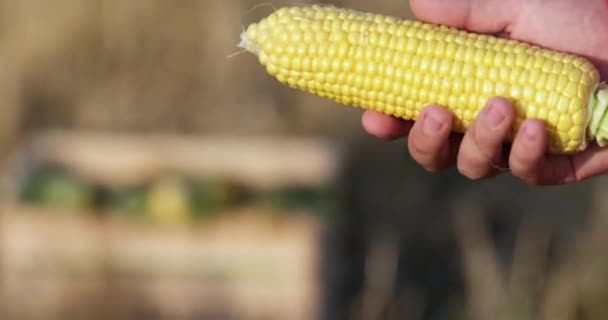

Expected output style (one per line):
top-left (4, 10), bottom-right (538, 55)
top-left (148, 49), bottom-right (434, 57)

top-left (0, 131), bottom-right (339, 320)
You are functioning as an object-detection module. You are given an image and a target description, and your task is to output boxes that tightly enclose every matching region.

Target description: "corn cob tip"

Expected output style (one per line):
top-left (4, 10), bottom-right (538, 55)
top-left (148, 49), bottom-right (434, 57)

top-left (240, 5), bottom-right (608, 154)
top-left (238, 27), bottom-right (258, 56)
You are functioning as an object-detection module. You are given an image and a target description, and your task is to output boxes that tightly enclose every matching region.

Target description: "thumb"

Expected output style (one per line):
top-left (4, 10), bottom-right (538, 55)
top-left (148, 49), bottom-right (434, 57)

top-left (409, 0), bottom-right (519, 35)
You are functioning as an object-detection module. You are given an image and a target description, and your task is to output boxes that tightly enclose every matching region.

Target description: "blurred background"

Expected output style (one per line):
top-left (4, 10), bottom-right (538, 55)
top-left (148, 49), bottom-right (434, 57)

top-left (0, 0), bottom-right (606, 319)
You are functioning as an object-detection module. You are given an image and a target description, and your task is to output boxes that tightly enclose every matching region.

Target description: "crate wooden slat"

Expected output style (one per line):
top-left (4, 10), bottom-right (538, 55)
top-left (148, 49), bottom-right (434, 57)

top-left (0, 205), bottom-right (322, 320)
top-left (1, 130), bottom-right (341, 192)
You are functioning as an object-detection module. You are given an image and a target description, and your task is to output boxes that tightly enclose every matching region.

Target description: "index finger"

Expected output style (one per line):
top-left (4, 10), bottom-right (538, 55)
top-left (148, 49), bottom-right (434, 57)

top-left (362, 110), bottom-right (413, 140)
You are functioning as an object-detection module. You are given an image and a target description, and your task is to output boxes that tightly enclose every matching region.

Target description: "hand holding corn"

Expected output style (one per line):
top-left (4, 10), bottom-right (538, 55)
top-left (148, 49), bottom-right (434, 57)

top-left (240, 0), bottom-right (608, 185)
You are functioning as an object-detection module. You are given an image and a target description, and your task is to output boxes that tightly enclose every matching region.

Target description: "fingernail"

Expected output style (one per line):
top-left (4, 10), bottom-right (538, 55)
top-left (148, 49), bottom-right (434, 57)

top-left (423, 112), bottom-right (444, 136)
top-left (523, 122), bottom-right (537, 143)
top-left (485, 104), bottom-right (506, 129)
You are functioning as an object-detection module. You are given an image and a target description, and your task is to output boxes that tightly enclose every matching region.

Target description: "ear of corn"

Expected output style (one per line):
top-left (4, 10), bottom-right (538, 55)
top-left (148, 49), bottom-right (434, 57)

top-left (239, 5), bottom-right (608, 154)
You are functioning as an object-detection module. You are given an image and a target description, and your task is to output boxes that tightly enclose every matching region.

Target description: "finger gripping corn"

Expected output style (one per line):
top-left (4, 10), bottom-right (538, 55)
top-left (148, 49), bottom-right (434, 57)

top-left (239, 5), bottom-right (608, 154)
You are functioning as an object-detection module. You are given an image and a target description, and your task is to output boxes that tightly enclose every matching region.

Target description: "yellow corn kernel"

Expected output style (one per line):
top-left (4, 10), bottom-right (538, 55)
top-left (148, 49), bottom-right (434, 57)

top-left (239, 5), bottom-right (607, 154)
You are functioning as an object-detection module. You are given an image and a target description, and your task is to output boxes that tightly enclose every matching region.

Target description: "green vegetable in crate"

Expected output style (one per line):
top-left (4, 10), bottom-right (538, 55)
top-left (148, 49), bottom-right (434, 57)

top-left (21, 166), bottom-right (94, 211)
top-left (102, 185), bottom-right (148, 217)
top-left (146, 176), bottom-right (192, 225)
top-left (189, 178), bottom-right (249, 219)
top-left (260, 185), bottom-right (330, 213)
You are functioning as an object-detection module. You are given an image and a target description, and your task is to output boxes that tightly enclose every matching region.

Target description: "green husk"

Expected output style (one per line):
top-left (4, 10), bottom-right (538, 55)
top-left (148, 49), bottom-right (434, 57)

top-left (588, 83), bottom-right (608, 147)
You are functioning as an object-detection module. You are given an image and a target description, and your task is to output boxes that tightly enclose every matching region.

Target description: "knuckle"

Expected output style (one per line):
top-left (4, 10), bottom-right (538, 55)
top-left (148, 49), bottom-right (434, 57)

top-left (407, 118), bottom-right (454, 174)
top-left (407, 130), bottom-right (435, 159)
top-left (510, 161), bottom-right (547, 187)
top-left (457, 161), bottom-right (485, 180)
top-left (423, 161), bottom-right (448, 173)
top-left (408, 144), bottom-right (433, 169)
top-left (508, 151), bottom-right (527, 173)
top-left (423, 165), bottom-right (442, 173)
top-left (509, 142), bottom-right (543, 184)
top-left (408, 139), bottom-right (449, 173)
top-left (456, 142), bottom-right (493, 180)
top-left (511, 163), bottom-right (539, 185)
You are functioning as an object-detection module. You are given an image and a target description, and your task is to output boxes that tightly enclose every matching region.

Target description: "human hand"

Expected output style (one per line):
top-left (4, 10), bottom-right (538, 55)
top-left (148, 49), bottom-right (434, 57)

top-left (363, 0), bottom-right (608, 185)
